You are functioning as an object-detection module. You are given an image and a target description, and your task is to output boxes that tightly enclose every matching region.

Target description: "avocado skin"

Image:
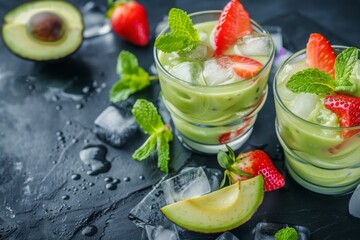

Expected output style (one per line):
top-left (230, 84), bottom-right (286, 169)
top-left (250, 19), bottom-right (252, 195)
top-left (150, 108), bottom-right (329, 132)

top-left (1, 1), bottom-right (85, 61)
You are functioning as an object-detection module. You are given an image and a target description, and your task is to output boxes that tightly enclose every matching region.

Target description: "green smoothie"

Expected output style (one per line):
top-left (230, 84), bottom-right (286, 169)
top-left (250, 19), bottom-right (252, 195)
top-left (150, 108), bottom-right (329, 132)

top-left (274, 46), bottom-right (360, 195)
top-left (155, 14), bottom-right (274, 152)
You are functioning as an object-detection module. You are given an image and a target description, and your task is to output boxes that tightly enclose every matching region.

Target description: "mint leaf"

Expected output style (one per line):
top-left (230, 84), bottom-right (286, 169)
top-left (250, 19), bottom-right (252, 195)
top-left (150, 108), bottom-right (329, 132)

top-left (155, 8), bottom-right (199, 53)
top-left (132, 99), bottom-right (164, 134)
top-left (274, 227), bottom-right (298, 240)
top-left (334, 47), bottom-right (358, 90)
top-left (286, 68), bottom-right (335, 95)
top-left (132, 99), bottom-right (173, 173)
top-left (109, 51), bottom-right (152, 103)
top-left (132, 134), bottom-right (157, 161)
top-left (117, 50), bottom-right (139, 75)
top-left (109, 80), bottom-right (133, 102)
top-left (157, 132), bottom-right (172, 173)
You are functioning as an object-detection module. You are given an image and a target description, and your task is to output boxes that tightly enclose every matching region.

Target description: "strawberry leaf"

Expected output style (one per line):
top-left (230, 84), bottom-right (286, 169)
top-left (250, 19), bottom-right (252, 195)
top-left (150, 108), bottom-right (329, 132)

top-left (217, 150), bottom-right (232, 170)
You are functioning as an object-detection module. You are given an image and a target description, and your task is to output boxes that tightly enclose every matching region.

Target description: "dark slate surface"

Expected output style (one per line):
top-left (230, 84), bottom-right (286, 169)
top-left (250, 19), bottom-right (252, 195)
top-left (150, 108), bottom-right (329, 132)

top-left (0, 0), bottom-right (360, 239)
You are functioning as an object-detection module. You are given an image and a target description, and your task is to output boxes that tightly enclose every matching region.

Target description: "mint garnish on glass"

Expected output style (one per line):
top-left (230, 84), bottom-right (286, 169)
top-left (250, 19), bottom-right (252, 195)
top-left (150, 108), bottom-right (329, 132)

top-left (155, 8), bottom-right (199, 53)
top-left (109, 51), bottom-right (158, 102)
top-left (132, 99), bottom-right (173, 173)
top-left (286, 47), bottom-right (358, 95)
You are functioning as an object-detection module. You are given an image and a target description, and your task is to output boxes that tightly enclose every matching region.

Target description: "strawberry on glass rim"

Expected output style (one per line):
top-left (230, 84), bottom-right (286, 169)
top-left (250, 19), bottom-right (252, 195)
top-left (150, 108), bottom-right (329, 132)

top-left (218, 145), bottom-right (285, 192)
top-left (213, 0), bottom-right (252, 56)
top-left (107, 0), bottom-right (149, 46)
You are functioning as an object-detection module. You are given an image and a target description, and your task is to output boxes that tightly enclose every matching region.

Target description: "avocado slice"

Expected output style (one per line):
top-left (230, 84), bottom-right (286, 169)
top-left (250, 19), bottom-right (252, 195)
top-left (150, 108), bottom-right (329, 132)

top-left (2, 1), bottom-right (84, 61)
top-left (161, 175), bottom-right (264, 233)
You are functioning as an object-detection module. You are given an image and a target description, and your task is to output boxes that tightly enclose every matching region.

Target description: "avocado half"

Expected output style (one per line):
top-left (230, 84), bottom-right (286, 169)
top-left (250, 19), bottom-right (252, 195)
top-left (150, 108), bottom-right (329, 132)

top-left (161, 175), bottom-right (264, 233)
top-left (2, 1), bottom-right (84, 61)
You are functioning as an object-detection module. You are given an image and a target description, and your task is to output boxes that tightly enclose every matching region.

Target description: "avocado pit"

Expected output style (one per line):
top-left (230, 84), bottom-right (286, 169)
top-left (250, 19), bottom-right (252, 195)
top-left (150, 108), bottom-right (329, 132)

top-left (27, 11), bottom-right (64, 42)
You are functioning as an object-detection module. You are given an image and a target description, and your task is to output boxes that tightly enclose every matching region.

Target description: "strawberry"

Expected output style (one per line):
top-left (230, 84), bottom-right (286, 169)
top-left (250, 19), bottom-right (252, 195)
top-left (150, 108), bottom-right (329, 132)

top-left (324, 94), bottom-right (360, 138)
top-left (213, 0), bottom-right (252, 56)
top-left (107, 0), bottom-right (149, 46)
top-left (218, 147), bottom-right (285, 191)
top-left (216, 55), bottom-right (263, 79)
top-left (219, 119), bottom-right (252, 143)
top-left (306, 33), bottom-right (336, 78)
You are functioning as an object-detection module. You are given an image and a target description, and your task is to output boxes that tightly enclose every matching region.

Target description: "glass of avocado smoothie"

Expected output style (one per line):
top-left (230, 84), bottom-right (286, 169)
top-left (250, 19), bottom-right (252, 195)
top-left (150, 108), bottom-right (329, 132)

top-left (274, 35), bottom-right (360, 194)
top-left (154, 10), bottom-right (274, 154)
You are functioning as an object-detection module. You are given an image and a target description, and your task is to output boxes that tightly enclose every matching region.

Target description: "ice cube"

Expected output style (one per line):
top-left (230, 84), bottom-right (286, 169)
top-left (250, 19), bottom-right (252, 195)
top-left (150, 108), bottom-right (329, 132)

top-left (216, 232), bottom-right (240, 240)
top-left (203, 57), bottom-right (234, 86)
top-left (169, 62), bottom-right (206, 85)
top-left (81, 1), bottom-right (111, 38)
top-left (349, 184), bottom-right (360, 218)
top-left (161, 167), bottom-right (211, 205)
top-left (289, 93), bottom-right (318, 119)
top-left (128, 176), bottom-right (168, 228)
top-left (143, 224), bottom-right (179, 240)
top-left (181, 167), bottom-right (223, 191)
top-left (94, 103), bottom-right (138, 148)
top-left (180, 44), bottom-right (209, 61)
top-left (235, 33), bottom-right (271, 56)
top-left (254, 222), bottom-right (310, 240)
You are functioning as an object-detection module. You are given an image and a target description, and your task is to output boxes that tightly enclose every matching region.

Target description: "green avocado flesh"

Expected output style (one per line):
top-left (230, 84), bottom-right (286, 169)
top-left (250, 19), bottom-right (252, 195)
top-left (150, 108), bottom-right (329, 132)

top-left (160, 175), bottom-right (264, 233)
top-left (2, 1), bottom-right (84, 61)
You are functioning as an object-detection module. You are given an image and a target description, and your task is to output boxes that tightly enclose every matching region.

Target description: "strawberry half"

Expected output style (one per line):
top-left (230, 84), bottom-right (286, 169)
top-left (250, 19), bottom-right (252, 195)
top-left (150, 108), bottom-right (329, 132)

top-left (108, 0), bottom-right (149, 46)
top-left (218, 147), bottom-right (285, 192)
top-left (217, 55), bottom-right (263, 79)
top-left (324, 94), bottom-right (360, 138)
top-left (306, 33), bottom-right (336, 78)
top-left (213, 0), bottom-right (252, 56)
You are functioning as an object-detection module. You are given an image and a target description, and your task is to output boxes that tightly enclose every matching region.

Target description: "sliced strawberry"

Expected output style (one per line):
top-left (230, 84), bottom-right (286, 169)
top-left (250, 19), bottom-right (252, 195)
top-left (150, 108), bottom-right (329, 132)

top-left (306, 33), bottom-right (336, 78)
top-left (108, 1), bottom-right (149, 46)
top-left (218, 148), bottom-right (285, 192)
top-left (324, 94), bottom-right (360, 138)
top-left (213, 0), bottom-right (252, 56)
top-left (229, 55), bottom-right (263, 78)
top-left (219, 119), bottom-right (252, 143)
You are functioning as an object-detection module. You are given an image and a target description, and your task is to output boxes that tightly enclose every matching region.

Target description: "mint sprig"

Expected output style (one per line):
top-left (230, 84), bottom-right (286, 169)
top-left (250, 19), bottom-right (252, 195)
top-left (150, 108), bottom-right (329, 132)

top-left (132, 99), bottom-right (173, 173)
top-left (286, 47), bottom-right (358, 96)
top-left (109, 51), bottom-right (157, 103)
top-left (274, 227), bottom-right (298, 240)
top-left (155, 8), bottom-right (200, 53)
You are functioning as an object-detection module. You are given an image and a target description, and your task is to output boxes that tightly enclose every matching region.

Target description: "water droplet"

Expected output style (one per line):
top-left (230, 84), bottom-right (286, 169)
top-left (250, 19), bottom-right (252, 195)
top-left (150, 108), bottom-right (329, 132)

top-left (113, 178), bottom-right (120, 184)
top-left (75, 103), bottom-right (84, 109)
top-left (79, 145), bottom-right (111, 176)
top-left (56, 131), bottom-right (63, 136)
top-left (73, 187), bottom-right (78, 192)
top-left (52, 160), bottom-right (57, 165)
top-left (82, 86), bottom-right (91, 94)
top-left (28, 84), bottom-right (35, 90)
top-left (56, 105), bottom-right (62, 111)
top-left (72, 138), bottom-right (78, 143)
top-left (66, 120), bottom-right (72, 125)
top-left (104, 177), bottom-right (113, 183)
top-left (62, 195), bottom-right (70, 200)
top-left (81, 225), bottom-right (97, 237)
top-left (71, 174), bottom-right (81, 180)
top-left (52, 95), bottom-right (60, 102)
top-left (105, 183), bottom-right (117, 190)
top-left (123, 177), bottom-right (131, 182)
top-left (139, 175), bottom-right (145, 180)
top-left (57, 136), bottom-right (65, 142)
top-left (100, 190), bottom-right (104, 194)
top-left (101, 82), bottom-right (107, 88)
top-left (88, 182), bottom-right (95, 187)
top-left (82, 186), bottom-right (87, 190)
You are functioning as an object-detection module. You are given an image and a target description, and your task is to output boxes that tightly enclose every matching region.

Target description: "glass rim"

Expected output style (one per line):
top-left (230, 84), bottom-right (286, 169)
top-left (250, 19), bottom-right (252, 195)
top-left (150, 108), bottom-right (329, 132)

top-left (153, 10), bottom-right (275, 88)
top-left (273, 45), bottom-right (360, 131)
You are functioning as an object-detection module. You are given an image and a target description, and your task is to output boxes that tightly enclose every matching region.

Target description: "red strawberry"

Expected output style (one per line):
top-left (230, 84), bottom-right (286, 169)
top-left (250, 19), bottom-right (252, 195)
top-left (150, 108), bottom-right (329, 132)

top-left (218, 148), bottom-right (285, 192)
top-left (219, 119), bottom-right (252, 143)
top-left (324, 94), bottom-right (360, 138)
top-left (306, 33), bottom-right (336, 78)
top-left (229, 55), bottom-right (263, 78)
top-left (108, 0), bottom-right (149, 46)
top-left (213, 0), bottom-right (252, 56)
